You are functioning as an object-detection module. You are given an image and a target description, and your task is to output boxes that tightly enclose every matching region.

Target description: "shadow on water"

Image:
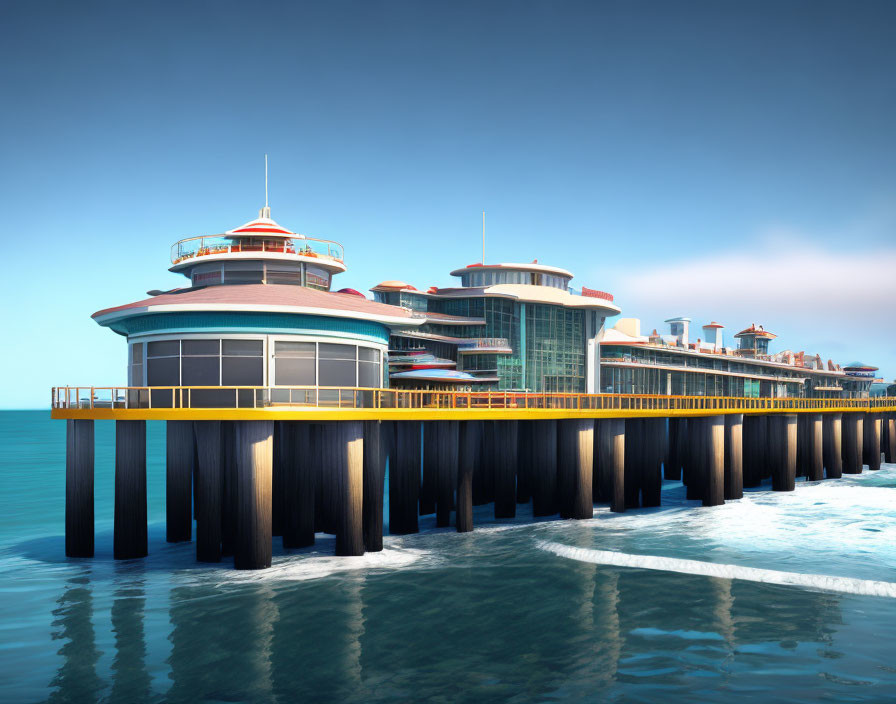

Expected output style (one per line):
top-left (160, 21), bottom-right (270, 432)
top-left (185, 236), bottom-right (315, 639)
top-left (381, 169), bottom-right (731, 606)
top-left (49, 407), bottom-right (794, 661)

top-left (47, 569), bottom-right (104, 704)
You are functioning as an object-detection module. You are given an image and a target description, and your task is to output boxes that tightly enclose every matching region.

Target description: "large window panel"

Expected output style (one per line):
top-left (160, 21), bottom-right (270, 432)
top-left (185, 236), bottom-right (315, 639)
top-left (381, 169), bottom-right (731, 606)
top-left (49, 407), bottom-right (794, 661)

top-left (181, 356), bottom-right (220, 386)
top-left (147, 340), bottom-right (180, 358)
top-left (274, 341), bottom-right (316, 386)
top-left (147, 356), bottom-right (179, 385)
top-left (222, 339), bottom-right (264, 386)
top-left (318, 343), bottom-right (356, 387)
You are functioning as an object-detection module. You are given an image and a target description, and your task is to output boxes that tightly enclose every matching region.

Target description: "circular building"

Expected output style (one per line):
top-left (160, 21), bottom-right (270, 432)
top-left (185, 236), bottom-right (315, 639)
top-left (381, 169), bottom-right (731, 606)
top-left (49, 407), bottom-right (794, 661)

top-left (92, 206), bottom-right (421, 405)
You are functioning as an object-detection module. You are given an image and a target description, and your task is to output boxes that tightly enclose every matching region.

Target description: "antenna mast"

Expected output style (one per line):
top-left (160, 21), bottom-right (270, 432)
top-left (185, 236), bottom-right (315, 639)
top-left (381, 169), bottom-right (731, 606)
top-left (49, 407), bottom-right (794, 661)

top-left (481, 210), bottom-right (485, 264)
top-left (265, 154), bottom-right (269, 208)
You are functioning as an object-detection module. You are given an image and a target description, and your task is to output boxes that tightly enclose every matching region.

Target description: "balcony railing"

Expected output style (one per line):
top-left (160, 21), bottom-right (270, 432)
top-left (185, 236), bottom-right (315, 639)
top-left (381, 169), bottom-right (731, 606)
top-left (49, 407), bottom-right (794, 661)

top-left (170, 235), bottom-right (345, 266)
top-left (51, 386), bottom-right (896, 413)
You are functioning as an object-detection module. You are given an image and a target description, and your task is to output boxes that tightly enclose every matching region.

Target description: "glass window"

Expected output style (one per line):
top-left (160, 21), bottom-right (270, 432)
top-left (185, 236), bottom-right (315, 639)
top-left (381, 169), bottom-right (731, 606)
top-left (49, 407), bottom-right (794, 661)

top-left (224, 268), bottom-right (264, 284)
top-left (266, 264), bottom-right (302, 285)
top-left (319, 343), bottom-right (356, 387)
top-left (305, 265), bottom-right (330, 291)
top-left (223, 339), bottom-right (263, 356)
top-left (147, 340), bottom-right (180, 358)
top-left (181, 356), bottom-right (220, 386)
top-left (274, 341), bottom-right (316, 386)
top-left (147, 356), bottom-right (179, 386)
top-left (129, 343), bottom-right (144, 386)
top-left (358, 347), bottom-right (381, 388)
top-left (358, 347), bottom-right (380, 363)
top-left (182, 339), bottom-right (219, 356)
top-left (222, 357), bottom-right (263, 385)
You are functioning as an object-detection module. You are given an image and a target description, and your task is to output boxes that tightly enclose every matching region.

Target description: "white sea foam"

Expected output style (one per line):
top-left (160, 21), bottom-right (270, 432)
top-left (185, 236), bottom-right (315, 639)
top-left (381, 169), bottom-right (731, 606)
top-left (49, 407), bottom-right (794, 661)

top-left (536, 540), bottom-right (896, 598)
top-left (218, 545), bottom-right (430, 585)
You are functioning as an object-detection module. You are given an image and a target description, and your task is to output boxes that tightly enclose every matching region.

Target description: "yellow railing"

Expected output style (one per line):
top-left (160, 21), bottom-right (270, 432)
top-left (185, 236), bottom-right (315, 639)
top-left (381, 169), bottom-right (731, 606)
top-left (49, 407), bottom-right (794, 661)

top-left (51, 386), bottom-right (896, 413)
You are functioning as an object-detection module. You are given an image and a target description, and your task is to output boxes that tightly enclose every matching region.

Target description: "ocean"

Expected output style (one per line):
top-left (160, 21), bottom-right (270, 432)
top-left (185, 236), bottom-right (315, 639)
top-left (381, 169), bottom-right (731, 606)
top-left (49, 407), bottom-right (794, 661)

top-left (1, 410), bottom-right (895, 702)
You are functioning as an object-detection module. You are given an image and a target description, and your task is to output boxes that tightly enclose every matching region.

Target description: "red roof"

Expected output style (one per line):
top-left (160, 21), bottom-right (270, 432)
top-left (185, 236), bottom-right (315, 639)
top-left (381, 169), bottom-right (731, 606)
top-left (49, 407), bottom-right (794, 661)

top-left (226, 216), bottom-right (295, 237)
top-left (702, 321), bottom-right (724, 329)
top-left (734, 323), bottom-right (776, 339)
top-left (92, 284), bottom-right (415, 320)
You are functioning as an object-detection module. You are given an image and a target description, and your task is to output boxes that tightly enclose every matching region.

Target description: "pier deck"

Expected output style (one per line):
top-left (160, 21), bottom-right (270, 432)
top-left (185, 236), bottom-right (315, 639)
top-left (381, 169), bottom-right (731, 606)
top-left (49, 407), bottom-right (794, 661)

top-left (51, 386), bottom-right (896, 570)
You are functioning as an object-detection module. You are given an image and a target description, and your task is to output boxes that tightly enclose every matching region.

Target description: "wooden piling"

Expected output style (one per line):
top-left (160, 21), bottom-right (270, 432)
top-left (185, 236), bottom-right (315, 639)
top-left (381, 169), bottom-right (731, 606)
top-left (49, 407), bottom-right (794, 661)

top-left (456, 420), bottom-right (481, 532)
top-left (193, 421), bottom-right (222, 563)
top-left (640, 419), bottom-right (662, 508)
top-left (623, 418), bottom-right (643, 508)
top-left (329, 421), bottom-right (364, 557)
top-left (114, 420), bottom-right (147, 560)
top-left (434, 421), bottom-right (459, 527)
top-left (823, 412), bottom-right (843, 479)
top-left (531, 420), bottom-right (558, 517)
top-left (886, 414), bottom-right (896, 464)
top-left (390, 422), bottom-right (420, 535)
top-left (420, 422), bottom-right (437, 516)
top-left (494, 420), bottom-right (518, 519)
top-left (856, 414), bottom-right (864, 471)
top-left (362, 421), bottom-right (386, 551)
top-left (220, 421), bottom-right (237, 556)
top-left (685, 418), bottom-right (705, 501)
top-left (283, 422), bottom-right (316, 550)
top-left (723, 414), bottom-right (743, 500)
top-left (272, 421), bottom-right (286, 538)
top-left (806, 413), bottom-right (823, 481)
top-left (703, 415), bottom-right (725, 507)
top-left (234, 421), bottom-right (274, 570)
top-left (771, 414), bottom-right (797, 491)
top-left (65, 419), bottom-right (94, 558)
top-left (165, 421), bottom-right (193, 543)
top-left (796, 413), bottom-right (809, 477)
top-left (517, 420), bottom-right (533, 504)
top-left (559, 419), bottom-right (593, 519)
top-left (665, 418), bottom-right (682, 481)
top-left (842, 413), bottom-right (861, 474)
top-left (866, 414), bottom-right (881, 471)
top-left (599, 418), bottom-right (625, 513)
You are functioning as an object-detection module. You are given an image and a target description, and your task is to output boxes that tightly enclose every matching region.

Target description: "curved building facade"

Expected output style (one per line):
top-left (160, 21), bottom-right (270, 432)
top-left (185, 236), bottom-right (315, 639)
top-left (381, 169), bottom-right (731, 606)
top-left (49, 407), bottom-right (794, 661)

top-left (92, 207), bottom-right (420, 404)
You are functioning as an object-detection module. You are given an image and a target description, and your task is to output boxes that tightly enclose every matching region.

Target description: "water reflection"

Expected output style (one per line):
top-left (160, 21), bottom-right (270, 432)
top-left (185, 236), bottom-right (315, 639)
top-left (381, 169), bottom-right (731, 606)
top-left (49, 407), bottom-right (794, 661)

top-left (48, 571), bottom-right (103, 704)
top-left (167, 583), bottom-right (279, 702)
top-left (43, 545), bottom-right (850, 703)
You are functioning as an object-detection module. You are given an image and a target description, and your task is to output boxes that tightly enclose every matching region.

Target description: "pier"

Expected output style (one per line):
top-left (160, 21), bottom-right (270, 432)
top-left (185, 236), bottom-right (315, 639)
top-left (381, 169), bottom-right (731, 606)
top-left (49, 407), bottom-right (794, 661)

top-left (53, 386), bottom-right (896, 569)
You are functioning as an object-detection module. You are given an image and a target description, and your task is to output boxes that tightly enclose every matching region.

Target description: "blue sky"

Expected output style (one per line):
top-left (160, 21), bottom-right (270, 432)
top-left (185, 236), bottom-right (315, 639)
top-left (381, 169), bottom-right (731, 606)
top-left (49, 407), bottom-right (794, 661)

top-left (1, 0), bottom-right (894, 407)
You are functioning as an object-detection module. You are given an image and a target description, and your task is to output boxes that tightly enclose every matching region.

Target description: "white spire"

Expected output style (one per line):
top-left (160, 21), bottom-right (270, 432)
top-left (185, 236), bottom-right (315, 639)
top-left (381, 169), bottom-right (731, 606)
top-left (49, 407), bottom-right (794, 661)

top-left (259, 154), bottom-right (271, 219)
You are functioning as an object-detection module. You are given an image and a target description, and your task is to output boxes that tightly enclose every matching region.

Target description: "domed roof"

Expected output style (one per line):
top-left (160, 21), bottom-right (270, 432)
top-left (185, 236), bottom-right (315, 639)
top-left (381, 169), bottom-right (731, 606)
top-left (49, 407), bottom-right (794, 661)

top-left (843, 361), bottom-right (878, 371)
top-left (372, 280), bottom-right (417, 291)
top-left (336, 288), bottom-right (366, 297)
top-left (225, 207), bottom-right (298, 238)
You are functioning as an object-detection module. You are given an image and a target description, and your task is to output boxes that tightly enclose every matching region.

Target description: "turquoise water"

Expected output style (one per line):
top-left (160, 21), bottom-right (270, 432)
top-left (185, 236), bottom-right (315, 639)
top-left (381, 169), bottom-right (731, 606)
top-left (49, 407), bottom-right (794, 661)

top-left (1, 411), bottom-right (895, 702)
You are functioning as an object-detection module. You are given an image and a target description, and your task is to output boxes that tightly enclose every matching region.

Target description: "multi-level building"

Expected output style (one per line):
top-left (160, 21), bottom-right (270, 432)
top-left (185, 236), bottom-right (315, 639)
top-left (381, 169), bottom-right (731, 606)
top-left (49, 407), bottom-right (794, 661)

top-left (91, 206), bottom-right (422, 405)
top-left (599, 317), bottom-right (873, 398)
top-left (372, 262), bottom-right (622, 392)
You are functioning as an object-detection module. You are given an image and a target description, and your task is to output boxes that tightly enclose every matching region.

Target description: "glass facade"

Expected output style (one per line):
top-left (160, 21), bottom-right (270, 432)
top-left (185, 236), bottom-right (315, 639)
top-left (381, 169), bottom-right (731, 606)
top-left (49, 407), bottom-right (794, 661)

top-left (599, 344), bottom-right (859, 398)
top-left (136, 337), bottom-right (382, 389)
top-left (459, 269), bottom-right (570, 290)
top-left (523, 304), bottom-right (586, 393)
top-left (189, 261), bottom-right (330, 290)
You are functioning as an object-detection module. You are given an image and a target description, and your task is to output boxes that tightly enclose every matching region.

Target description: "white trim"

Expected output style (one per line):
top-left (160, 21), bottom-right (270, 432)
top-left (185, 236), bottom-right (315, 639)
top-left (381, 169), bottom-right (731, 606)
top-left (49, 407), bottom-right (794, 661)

top-left (94, 302), bottom-right (424, 328)
top-left (169, 251), bottom-right (347, 275)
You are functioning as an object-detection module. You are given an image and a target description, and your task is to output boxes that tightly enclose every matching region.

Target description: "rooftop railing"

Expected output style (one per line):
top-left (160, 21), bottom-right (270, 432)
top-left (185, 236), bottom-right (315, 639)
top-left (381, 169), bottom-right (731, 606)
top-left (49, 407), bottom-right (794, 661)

top-left (51, 386), bottom-right (896, 413)
top-left (170, 235), bottom-right (345, 266)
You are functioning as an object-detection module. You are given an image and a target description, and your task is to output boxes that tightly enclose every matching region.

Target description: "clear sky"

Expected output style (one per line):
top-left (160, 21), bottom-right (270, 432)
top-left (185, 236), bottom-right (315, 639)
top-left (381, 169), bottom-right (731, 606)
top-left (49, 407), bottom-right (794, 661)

top-left (1, 0), bottom-right (894, 407)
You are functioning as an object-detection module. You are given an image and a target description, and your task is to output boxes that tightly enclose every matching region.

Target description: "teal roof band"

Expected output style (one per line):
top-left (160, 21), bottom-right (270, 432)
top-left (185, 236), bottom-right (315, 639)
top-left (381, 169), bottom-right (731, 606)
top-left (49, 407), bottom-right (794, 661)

top-left (112, 312), bottom-right (390, 345)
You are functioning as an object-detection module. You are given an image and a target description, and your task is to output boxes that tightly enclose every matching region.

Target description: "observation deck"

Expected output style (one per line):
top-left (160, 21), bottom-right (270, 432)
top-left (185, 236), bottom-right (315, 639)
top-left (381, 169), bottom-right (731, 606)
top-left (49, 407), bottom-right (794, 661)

top-left (169, 234), bottom-right (346, 274)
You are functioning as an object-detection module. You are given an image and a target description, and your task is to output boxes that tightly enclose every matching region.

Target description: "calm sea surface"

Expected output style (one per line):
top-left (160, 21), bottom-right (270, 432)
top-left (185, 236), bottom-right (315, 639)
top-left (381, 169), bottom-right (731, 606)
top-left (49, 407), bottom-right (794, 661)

top-left (1, 410), bottom-right (895, 702)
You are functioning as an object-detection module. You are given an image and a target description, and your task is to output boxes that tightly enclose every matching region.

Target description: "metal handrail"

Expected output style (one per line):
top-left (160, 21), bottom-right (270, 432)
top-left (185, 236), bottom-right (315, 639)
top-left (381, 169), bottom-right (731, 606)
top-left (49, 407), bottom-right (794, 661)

top-left (50, 386), bottom-right (896, 412)
top-left (170, 235), bottom-right (345, 266)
